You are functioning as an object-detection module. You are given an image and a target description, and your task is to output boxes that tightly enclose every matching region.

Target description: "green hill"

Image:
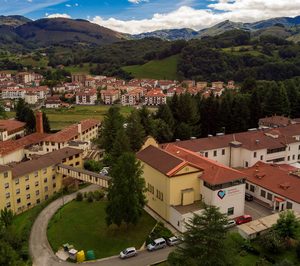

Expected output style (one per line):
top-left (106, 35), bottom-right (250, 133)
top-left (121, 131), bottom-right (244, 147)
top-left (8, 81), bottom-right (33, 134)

top-left (123, 55), bottom-right (179, 80)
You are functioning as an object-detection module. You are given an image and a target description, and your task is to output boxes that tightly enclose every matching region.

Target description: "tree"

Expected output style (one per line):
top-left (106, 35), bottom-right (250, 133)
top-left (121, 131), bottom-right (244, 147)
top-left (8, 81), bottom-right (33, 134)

top-left (168, 205), bottom-right (229, 266)
top-left (15, 99), bottom-right (26, 122)
top-left (259, 229), bottom-right (284, 253)
top-left (24, 108), bottom-right (36, 133)
top-left (0, 103), bottom-right (6, 119)
top-left (138, 106), bottom-right (154, 136)
top-left (106, 153), bottom-right (146, 227)
top-left (273, 210), bottom-right (300, 242)
top-left (0, 208), bottom-right (14, 228)
top-left (126, 110), bottom-right (146, 152)
top-left (100, 107), bottom-right (124, 153)
top-left (152, 119), bottom-right (173, 143)
top-left (42, 112), bottom-right (51, 133)
top-left (0, 241), bottom-right (25, 266)
top-left (155, 104), bottom-right (175, 131)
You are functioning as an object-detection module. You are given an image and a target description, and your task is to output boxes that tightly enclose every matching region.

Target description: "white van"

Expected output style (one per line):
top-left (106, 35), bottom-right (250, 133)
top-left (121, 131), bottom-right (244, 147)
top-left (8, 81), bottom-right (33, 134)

top-left (147, 238), bottom-right (167, 251)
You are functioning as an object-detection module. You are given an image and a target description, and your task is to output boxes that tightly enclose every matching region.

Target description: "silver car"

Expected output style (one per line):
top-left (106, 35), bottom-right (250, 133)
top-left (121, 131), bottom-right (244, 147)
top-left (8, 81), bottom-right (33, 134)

top-left (119, 247), bottom-right (137, 259)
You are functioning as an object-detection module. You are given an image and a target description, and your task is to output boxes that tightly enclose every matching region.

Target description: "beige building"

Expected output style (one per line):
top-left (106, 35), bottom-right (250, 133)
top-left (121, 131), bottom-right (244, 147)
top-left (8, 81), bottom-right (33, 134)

top-left (137, 142), bottom-right (246, 232)
top-left (0, 148), bottom-right (83, 214)
top-left (0, 120), bottom-right (25, 141)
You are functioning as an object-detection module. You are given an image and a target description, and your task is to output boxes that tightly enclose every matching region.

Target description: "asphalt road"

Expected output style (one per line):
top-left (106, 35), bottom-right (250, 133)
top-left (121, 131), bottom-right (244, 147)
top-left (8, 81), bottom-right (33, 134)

top-left (29, 185), bottom-right (173, 266)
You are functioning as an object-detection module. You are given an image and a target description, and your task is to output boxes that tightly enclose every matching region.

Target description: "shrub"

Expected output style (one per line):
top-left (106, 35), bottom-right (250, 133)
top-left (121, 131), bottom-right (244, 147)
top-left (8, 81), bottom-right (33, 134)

top-left (83, 192), bottom-right (87, 198)
top-left (147, 222), bottom-right (173, 244)
top-left (93, 190), bottom-right (104, 201)
top-left (76, 192), bottom-right (83, 201)
top-left (87, 192), bottom-right (94, 203)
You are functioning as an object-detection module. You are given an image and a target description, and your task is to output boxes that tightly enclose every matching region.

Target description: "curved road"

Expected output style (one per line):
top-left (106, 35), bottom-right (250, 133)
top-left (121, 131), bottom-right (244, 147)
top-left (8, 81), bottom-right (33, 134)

top-left (29, 185), bottom-right (173, 266)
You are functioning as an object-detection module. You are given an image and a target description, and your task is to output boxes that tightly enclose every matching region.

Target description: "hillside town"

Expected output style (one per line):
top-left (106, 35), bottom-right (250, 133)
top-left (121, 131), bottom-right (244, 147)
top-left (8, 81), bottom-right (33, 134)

top-left (0, 71), bottom-right (237, 108)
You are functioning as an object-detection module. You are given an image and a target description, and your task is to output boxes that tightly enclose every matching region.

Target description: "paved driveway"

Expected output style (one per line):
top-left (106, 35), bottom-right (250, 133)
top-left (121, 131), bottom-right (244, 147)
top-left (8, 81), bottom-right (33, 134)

top-left (244, 200), bottom-right (273, 220)
top-left (29, 185), bottom-right (173, 266)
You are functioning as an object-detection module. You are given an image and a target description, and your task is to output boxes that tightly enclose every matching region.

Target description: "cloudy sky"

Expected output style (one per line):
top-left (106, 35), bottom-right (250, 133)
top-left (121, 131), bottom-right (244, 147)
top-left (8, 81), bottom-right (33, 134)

top-left (0, 0), bottom-right (300, 34)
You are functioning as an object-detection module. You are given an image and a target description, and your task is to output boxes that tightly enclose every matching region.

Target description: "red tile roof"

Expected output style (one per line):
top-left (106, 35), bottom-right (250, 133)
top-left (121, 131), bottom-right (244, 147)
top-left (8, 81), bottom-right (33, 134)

top-left (0, 119), bottom-right (25, 134)
top-left (0, 140), bottom-right (23, 156)
top-left (44, 119), bottom-right (100, 143)
top-left (242, 162), bottom-right (300, 204)
top-left (164, 144), bottom-right (245, 185)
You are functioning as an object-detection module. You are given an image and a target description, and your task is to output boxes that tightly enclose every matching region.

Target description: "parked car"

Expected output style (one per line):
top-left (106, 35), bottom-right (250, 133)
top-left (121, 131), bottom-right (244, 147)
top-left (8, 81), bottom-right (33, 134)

top-left (235, 215), bottom-right (252, 225)
top-left (224, 219), bottom-right (236, 228)
top-left (119, 247), bottom-right (137, 259)
top-left (245, 193), bottom-right (253, 201)
top-left (147, 238), bottom-right (167, 251)
top-left (167, 236), bottom-right (181, 246)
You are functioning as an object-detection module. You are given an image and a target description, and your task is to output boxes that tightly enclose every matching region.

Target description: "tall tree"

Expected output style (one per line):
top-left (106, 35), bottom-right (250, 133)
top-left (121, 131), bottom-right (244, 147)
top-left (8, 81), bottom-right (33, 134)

top-left (24, 108), bottom-right (36, 133)
top-left (152, 119), bottom-right (173, 143)
top-left (168, 205), bottom-right (229, 266)
top-left (126, 110), bottom-right (146, 152)
top-left (249, 88), bottom-right (263, 128)
top-left (42, 112), bottom-right (51, 133)
top-left (100, 107), bottom-right (124, 153)
top-left (15, 99), bottom-right (26, 122)
top-left (155, 104), bottom-right (175, 131)
top-left (138, 106), bottom-right (154, 136)
top-left (106, 153), bottom-right (146, 227)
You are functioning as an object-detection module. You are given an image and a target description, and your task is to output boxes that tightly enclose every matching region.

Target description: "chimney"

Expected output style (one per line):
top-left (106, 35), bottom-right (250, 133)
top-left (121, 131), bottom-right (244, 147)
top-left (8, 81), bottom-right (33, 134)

top-left (78, 122), bottom-right (82, 140)
top-left (36, 111), bottom-right (44, 134)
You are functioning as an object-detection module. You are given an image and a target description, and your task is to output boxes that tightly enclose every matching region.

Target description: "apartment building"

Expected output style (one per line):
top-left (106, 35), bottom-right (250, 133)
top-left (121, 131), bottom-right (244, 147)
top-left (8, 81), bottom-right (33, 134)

top-left (100, 89), bottom-right (119, 105)
top-left (121, 88), bottom-right (144, 106)
top-left (165, 124), bottom-right (300, 168)
top-left (144, 90), bottom-right (167, 106)
top-left (137, 143), bottom-right (245, 232)
top-left (76, 90), bottom-right (97, 105)
top-left (0, 147), bottom-right (83, 214)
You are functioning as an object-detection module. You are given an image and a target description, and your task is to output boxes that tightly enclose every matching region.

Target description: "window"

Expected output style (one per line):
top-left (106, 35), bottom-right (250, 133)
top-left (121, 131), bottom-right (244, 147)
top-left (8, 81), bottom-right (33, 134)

top-left (44, 178), bottom-right (47, 183)
top-left (62, 158), bottom-right (66, 163)
top-left (293, 155), bottom-right (295, 160)
top-left (156, 189), bottom-right (163, 201)
top-left (254, 152), bottom-right (257, 158)
top-left (53, 183), bottom-right (56, 188)
top-left (245, 161), bottom-right (249, 167)
top-left (25, 175), bottom-right (29, 181)
top-left (260, 189), bottom-right (266, 198)
top-left (246, 183), bottom-right (249, 190)
top-left (4, 172), bottom-right (8, 178)
top-left (35, 181), bottom-right (39, 187)
top-left (6, 192), bottom-right (10, 199)
top-left (227, 207), bottom-right (234, 216)
top-left (52, 175), bottom-right (56, 180)
top-left (298, 154), bottom-right (300, 160)
top-left (267, 147), bottom-right (286, 154)
top-left (26, 194), bottom-right (30, 199)
top-left (45, 186), bottom-right (48, 192)
top-left (267, 193), bottom-right (272, 201)
top-left (204, 152), bottom-right (208, 157)
top-left (36, 199), bottom-right (40, 204)
top-left (288, 156), bottom-right (290, 161)
top-left (213, 150), bottom-right (217, 157)
top-left (222, 149), bottom-right (225, 155)
top-left (45, 195), bottom-right (49, 200)
top-left (16, 188), bottom-right (20, 194)
top-left (17, 198), bottom-right (21, 204)
top-left (6, 202), bottom-right (11, 208)
top-left (4, 183), bottom-right (9, 189)
top-left (36, 190), bottom-right (39, 196)
top-left (43, 168), bottom-right (47, 174)
top-left (27, 203), bottom-right (31, 207)
top-left (260, 155), bottom-right (263, 160)
top-left (147, 183), bottom-right (154, 194)
top-left (75, 161), bottom-right (80, 166)
top-left (75, 154), bottom-right (80, 158)
top-left (15, 179), bottom-right (19, 185)
top-left (250, 185), bottom-right (255, 192)
top-left (26, 185), bottom-right (30, 190)
top-left (287, 202), bottom-right (293, 209)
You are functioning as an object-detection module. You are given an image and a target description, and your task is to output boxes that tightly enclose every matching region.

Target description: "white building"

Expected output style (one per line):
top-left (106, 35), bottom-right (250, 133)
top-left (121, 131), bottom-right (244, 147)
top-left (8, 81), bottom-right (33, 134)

top-left (76, 90), bottom-right (97, 105)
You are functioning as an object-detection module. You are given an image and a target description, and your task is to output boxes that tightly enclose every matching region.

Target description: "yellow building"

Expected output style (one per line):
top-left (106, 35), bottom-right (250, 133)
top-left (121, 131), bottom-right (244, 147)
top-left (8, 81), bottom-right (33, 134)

top-left (0, 147), bottom-right (83, 214)
top-left (137, 143), bottom-right (246, 232)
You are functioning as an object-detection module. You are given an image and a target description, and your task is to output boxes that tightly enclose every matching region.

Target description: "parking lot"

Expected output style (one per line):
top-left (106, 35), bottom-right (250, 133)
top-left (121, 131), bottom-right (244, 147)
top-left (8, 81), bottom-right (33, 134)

top-left (244, 200), bottom-right (273, 220)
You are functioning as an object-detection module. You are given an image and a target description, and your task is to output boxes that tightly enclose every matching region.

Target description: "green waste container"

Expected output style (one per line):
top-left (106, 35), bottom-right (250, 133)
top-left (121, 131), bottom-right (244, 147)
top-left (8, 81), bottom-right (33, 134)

top-left (86, 250), bottom-right (96, 260)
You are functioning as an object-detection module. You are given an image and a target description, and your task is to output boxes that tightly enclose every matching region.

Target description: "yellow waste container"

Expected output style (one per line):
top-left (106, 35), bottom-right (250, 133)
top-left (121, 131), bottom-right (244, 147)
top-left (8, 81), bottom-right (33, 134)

top-left (77, 250), bottom-right (85, 263)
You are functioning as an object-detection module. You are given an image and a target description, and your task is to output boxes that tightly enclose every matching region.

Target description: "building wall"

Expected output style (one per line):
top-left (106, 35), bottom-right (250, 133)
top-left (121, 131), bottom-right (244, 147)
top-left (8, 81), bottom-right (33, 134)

top-left (0, 149), bottom-right (24, 164)
top-left (0, 170), bottom-right (14, 211)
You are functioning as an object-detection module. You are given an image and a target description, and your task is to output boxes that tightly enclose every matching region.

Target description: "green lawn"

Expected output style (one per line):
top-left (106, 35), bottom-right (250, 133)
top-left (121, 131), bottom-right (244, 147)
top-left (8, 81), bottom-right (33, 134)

top-left (43, 105), bottom-right (134, 130)
top-left (123, 55), bottom-right (179, 80)
top-left (222, 45), bottom-right (264, 57)
top-left (47, 200), bottom-right (156, 259)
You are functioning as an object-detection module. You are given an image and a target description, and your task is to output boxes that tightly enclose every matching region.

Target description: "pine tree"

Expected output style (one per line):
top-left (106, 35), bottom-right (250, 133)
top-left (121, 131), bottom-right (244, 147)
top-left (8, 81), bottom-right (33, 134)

top-left (100, 107), bottom-right (124, 153)
top-left (126, 110), bottom-right (146, 152)
top-left (24, 108), bottom-right (36, 133)
top-left (168, 205), bottom-right (229, 266)
top-left (152, 119), bottom-right (173, 143)
top-left (138, 106), bottom-right (154, 136)
top-left (155, 104), bottom-right (175, 131)
top-left (106, 153), bottom-right (146, 227)
top-left (15, 99), bottom-right (26, 122)
top-left (249, 88), bottom-right (263, 128)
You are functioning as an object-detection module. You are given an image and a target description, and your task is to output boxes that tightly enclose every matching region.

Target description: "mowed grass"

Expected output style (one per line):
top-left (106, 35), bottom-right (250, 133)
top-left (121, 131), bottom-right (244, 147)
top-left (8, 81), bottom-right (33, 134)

top-left (43, 105), bottom-right (134, 130)
top-left (123, 55), bottom-right (179, 80)
top-left (47, 200), bottom-right (156, 259)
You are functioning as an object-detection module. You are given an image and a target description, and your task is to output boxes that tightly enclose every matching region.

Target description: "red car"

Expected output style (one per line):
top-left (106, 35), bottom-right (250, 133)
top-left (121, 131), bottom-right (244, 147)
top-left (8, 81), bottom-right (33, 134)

top-left (235, 215), bottom-right (252, 225)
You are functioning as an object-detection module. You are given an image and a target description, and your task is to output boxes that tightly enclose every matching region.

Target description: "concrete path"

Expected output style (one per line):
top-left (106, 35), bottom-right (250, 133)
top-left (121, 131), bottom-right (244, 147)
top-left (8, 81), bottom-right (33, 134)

top-left (29, 185), bottom-right (173, 266)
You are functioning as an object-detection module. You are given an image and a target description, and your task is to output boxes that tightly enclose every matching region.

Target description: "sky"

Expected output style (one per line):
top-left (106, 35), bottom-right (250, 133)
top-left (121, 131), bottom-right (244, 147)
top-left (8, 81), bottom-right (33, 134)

top-left (0, 0), bottom-right (300, 34)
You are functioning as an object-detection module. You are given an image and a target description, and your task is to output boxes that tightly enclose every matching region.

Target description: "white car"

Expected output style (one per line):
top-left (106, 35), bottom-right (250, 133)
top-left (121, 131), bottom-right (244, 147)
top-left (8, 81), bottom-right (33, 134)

top-left (119, 247), bottom-right (137, 259)
top-left (224, 219), bottom-right (236, 229)
top-left (147, 238), bottom-right (167, 251)
top-left (167, 236), bottom-right (181, 246)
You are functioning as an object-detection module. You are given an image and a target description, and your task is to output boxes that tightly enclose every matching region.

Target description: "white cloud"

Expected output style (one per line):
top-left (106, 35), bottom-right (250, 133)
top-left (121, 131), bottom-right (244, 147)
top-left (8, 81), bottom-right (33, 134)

top-left (65, 4), bottom-right (71, 7)
top-left (91, 0), bottom-right (300, 34)
top-left (47, 13), bottom-right (71, 19)
top-left (128, 0), bottom-right (148, 3)
top-left (75, 3), bottom-right (79, 6)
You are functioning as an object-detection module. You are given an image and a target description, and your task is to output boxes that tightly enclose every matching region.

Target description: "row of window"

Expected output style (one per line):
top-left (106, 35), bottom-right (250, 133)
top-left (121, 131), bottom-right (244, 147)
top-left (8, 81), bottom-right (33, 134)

top-left (6, 184), bottom-right (56, 200)
top-left (147, 183), bottom-right (164, 201)
top-left (204, 179), bottom-right (245, 191)
top-left (204, 149), bottom-right (226, 158)
top-left (5, 175), bottom-right (56, 190)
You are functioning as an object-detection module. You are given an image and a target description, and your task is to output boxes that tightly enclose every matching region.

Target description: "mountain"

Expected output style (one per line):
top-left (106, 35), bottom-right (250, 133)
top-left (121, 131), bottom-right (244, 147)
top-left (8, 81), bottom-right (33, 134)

top-left (15, 18), bottom-right (126, 46)
top-left (0, 15), bottom-right (31, 27)
top-left (133, 28), bottom-right (199, 41)
top-left (250, 16), bottom-right (300, 29)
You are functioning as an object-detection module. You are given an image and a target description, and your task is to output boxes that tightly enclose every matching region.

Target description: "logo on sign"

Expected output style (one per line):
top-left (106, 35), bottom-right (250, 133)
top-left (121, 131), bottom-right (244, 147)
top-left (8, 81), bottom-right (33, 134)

top-left (217, 190), bottom-right (226, 199)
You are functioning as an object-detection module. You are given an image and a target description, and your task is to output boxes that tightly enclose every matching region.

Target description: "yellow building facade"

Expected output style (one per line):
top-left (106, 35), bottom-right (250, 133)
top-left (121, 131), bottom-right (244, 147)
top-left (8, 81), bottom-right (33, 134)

top-left (0, 147), bottom-right (83, 214)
